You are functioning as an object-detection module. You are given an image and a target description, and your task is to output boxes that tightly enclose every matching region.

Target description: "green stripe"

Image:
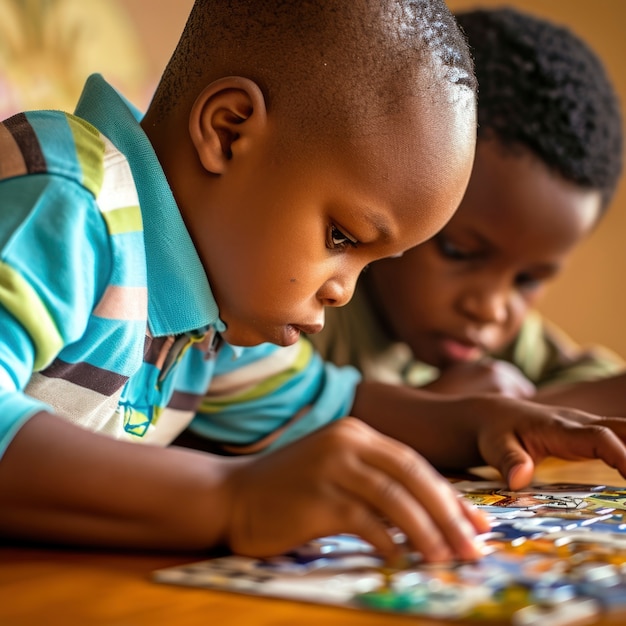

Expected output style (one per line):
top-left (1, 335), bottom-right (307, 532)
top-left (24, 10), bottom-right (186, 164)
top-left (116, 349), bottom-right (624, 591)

top-left (199, 339), bottom-right (314, 412)
top-left (123, 407), bottom-right (152, 436)
top-left (0, 262), bottom-right (63, 370)
top-left (101, 205), bottom-right (143, 235)
top-left (66, 113), bottom-right (105, 198)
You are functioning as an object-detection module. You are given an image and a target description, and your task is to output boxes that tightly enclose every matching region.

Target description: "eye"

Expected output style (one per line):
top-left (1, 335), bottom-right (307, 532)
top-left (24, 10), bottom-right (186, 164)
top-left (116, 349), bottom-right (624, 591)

top-left (515, 263), bottom-right (559, 293)
top-left (327, 224), bottom-right (358, 250)
top-left (435, 233), bottom-right (473, 261)
top-left (514, 272), bottom-right (545, 293)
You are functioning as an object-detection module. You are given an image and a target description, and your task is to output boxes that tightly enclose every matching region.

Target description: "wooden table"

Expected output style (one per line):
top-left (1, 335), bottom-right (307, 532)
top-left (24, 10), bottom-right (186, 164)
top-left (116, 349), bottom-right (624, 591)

top-left (3, 459), bottom-right (626, 626)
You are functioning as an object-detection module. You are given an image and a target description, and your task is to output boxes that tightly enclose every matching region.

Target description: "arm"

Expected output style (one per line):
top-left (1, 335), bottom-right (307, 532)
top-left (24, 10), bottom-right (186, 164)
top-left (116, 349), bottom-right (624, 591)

top-left (352, 379), bottom-right (626, 489)
top-left (0, 411), bottom-right (487, 562)
top-left (533, 372), bottom-right (626, 416)
top-left (0, 411), bottom-right (232, 550)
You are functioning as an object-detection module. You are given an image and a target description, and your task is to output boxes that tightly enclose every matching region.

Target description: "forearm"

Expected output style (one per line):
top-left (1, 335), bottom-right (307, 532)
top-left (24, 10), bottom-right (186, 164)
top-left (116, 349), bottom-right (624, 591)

top-left (0, 412), bottom-right (240, 550)
top-left (351, 380), bottom-right (485, 469)
top-left (533, 373), bottom-right (626, 416)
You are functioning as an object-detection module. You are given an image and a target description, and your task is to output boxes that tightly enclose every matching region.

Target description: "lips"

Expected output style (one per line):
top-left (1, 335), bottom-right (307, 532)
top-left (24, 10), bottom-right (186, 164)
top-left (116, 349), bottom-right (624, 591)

top-left (439, 336), bottom-right (484, 363)
top-left (279, 322), bottom-right (324, 347)
top-left (293, 323), bottom-right (324, 335)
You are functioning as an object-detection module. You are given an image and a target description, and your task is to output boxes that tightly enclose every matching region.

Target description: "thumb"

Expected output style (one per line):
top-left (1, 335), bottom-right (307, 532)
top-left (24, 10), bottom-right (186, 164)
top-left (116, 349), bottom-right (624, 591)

top-left (484, 431), bottom-right (536, 490)
top-left (506, 457), bottom-right (535, 490)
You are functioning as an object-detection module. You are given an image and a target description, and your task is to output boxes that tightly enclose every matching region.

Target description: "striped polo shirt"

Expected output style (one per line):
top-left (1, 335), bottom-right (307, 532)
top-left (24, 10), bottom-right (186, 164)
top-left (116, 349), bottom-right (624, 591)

top-left (0, 74), bottom-right (360, 457)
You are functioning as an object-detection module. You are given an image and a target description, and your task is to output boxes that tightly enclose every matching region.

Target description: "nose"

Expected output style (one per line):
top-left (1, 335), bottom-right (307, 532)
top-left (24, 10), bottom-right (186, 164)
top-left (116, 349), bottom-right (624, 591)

top-left (316, 273), bottom-right (356, 308)
top-left (459, 282), bottom-right (509, 326)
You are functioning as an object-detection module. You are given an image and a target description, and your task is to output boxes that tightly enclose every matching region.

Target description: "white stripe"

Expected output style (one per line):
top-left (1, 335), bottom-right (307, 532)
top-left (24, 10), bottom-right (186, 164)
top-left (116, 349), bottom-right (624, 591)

top-left (140, 407), bottom-right (195, 446)
top-left (0, 365), bottom-right (17, 391)
top-left (207, 342), bottom-right (302, 396)
top-left (26, 373), bottom-right (194, 446)
top-left (26, 373), bottom-right (124, 435)
top-left (96, 136), bottom-right (140, 213)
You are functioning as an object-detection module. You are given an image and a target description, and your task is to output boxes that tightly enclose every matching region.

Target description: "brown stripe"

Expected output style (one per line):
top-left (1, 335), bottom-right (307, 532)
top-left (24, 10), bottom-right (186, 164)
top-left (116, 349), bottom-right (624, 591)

top-left (144, 335), bottom-right (174, 366)
top-left (167, 390), bottom-right (203, 412)
top-left (2, 113), bottom-right (47, 174)
top-left (0, 122), bottom-right (28, 180)
top-left (40, 358), bottom-right (128, 396)
top-left (220, 406), bottom-right (312, 455)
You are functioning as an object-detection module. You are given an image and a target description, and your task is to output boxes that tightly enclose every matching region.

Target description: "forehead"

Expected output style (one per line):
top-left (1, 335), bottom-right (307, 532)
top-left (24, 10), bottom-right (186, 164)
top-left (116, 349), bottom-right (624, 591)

top-left (451, 140), bottom-right (602, 254)
top-left (334, 86), bottom-right (477, 249)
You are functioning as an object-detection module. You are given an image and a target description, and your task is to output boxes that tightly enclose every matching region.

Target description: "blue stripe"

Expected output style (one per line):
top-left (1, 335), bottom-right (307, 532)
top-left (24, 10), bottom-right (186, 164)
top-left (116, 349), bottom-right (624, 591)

top-left (25, 111), bottom-right (84, 183)
top-left (106, 230), bottom-right (147, 286)
top-left (60, 317), bottom-right (146, 377)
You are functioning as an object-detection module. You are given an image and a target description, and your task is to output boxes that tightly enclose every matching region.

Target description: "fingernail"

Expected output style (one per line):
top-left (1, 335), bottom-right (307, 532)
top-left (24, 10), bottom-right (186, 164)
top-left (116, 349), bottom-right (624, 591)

top-left (507, 465), bottom-right (521, 487)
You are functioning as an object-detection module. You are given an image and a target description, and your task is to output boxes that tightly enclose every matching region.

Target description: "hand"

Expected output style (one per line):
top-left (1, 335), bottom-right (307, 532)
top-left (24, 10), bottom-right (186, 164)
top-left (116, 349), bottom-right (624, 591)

top-left (352, 381), bottom-right (626, 493)
top-left (473, 397), bottom-right (626, 490)
top-left (222, 417), bottom-right (489, 562)
top-left (424, 359), bottom-right (536, 399)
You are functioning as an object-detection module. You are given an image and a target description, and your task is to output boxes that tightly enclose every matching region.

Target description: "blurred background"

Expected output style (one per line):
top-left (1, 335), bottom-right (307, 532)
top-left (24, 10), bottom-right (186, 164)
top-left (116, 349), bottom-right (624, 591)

top-left (3, 0), bottom-right (625, 361)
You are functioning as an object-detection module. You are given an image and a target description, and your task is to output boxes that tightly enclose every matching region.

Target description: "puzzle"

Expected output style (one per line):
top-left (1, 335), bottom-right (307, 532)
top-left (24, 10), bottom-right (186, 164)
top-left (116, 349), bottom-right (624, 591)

top-left (153, 482), bottom-right (626, 624)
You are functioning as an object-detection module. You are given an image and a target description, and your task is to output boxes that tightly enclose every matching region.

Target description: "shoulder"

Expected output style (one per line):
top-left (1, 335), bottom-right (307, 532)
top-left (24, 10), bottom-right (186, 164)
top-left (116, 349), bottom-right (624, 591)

top-left (1, 110), bottom-right (142, 235)
top-left (0, 110), bottom-right (108, 199)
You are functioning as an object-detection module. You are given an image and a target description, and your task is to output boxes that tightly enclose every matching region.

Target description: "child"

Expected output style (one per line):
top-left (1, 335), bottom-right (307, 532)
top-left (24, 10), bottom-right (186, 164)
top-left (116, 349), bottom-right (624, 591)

top-left (310, 7), bottom-right (626, 412)
top-left (1, 1), bottom-right (626, 564)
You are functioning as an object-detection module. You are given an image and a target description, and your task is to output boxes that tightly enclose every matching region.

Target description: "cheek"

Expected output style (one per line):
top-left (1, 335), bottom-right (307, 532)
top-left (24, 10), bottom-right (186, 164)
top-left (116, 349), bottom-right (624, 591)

top-left (403, 263), bottom-right (455, 312)
top-left (505, 293), bottom-right (535, 335)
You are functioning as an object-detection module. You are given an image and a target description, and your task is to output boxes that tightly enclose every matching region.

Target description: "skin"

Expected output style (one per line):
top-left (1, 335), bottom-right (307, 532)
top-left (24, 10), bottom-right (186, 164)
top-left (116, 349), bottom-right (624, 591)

top-left (365, 139), bottom-right (603, 398)
top-left (534, 372), bottom-right (626, 416)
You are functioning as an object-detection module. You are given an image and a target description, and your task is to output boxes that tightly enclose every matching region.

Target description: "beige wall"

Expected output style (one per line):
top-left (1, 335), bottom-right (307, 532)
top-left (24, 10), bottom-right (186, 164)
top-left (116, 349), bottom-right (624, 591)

top-left (121, 0), bottom-right (193, 86)
top-left (123, 0), bottom-right (626, 359)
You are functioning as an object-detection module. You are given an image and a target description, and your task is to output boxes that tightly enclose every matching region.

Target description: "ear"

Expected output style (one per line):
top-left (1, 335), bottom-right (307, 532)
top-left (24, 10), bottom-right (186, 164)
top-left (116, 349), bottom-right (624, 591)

top-left (189, 76), bottom-right (268, 175)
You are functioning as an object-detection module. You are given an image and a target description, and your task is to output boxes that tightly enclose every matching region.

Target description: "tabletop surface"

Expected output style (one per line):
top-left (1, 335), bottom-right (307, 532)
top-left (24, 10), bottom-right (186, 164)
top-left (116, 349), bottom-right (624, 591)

top-left (3, 458), bottom-right (626, 626)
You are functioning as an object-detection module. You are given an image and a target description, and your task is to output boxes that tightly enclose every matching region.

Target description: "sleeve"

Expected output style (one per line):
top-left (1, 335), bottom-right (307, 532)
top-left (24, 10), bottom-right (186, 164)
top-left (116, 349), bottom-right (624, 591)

top-left (187, 336), bottom-right (362, 453)
top-left (499, 310), bottom-right (625, 388)
top-left (0, 175), bottom-right (111, 457)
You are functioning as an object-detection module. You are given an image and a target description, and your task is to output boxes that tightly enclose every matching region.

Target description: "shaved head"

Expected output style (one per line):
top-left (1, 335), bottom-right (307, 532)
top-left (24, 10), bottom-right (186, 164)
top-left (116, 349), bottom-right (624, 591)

top-left (149, 0), bottom-right (476, 138)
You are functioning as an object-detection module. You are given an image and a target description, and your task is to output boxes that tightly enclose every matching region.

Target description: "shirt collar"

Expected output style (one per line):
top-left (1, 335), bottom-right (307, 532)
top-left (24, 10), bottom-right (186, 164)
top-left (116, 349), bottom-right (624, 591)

top-left (74, 74), bottom-right (224, 337)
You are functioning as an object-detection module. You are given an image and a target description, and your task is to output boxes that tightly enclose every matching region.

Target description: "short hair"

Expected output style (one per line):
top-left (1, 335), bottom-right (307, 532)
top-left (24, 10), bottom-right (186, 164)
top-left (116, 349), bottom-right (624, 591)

top-left (455, 7), bottom-right (623, 209)
top-left (150, 0), bottom-right (476, 139)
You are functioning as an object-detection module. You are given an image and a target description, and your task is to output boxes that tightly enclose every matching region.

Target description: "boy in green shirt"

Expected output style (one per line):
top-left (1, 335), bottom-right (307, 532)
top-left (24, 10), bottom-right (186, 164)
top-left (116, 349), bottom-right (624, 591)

top-left (312, 7), bottom-right (625, 408)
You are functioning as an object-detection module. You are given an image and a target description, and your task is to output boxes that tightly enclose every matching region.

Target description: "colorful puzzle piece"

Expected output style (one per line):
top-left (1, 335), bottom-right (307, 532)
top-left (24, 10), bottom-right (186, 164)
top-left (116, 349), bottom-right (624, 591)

top-left (153, 482), bottom-right (626, 624)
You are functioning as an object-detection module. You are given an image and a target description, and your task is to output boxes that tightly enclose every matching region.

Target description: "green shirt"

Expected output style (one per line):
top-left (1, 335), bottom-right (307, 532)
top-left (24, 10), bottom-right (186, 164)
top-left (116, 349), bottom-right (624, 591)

top-left (309, 282), bottom-right (625, 389)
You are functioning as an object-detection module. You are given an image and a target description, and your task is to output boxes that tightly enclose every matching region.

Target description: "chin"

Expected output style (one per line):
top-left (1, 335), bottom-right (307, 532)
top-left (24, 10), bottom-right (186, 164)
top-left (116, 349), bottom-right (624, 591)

top-left (220, 328), bottom-right (264, 348)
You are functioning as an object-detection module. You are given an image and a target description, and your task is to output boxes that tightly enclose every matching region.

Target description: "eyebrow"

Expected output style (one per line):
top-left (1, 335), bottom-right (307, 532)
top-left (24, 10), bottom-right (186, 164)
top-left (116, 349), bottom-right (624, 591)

top-left (447, 228), bottom-right (563, 274)
top-left (358, 206), bottom-right (394, 240)
top-left (526, 261), bottom-right (561, 276)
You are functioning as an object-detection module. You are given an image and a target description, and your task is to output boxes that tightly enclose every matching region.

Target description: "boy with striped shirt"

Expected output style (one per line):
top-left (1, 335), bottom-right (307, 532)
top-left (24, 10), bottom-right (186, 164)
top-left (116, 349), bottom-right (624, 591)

top-left (1, 0), bottom-right (626, 561)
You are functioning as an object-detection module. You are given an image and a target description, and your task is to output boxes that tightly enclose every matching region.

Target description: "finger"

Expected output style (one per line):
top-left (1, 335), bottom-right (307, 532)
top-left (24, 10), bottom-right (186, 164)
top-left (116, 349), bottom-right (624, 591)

top-left (338, 463), bottom-right (470, 562)
top-left (530, 423), bottom-right (626, 477)
top-left (596, 416), bottom-right (626, 441)
top-left (479, 429), bottom-right (535, 490)
top-left (334, 481), bottom-right (455, 562)
top-left (457, 493), bottom-right (491, 534)
top-left (345, 438), bottom-right (487, 562)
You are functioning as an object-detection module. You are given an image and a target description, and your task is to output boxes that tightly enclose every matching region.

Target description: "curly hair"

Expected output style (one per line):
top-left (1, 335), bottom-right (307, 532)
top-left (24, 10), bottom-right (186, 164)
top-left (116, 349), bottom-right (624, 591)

top-left (456, 7), bottom-right (623, 208)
